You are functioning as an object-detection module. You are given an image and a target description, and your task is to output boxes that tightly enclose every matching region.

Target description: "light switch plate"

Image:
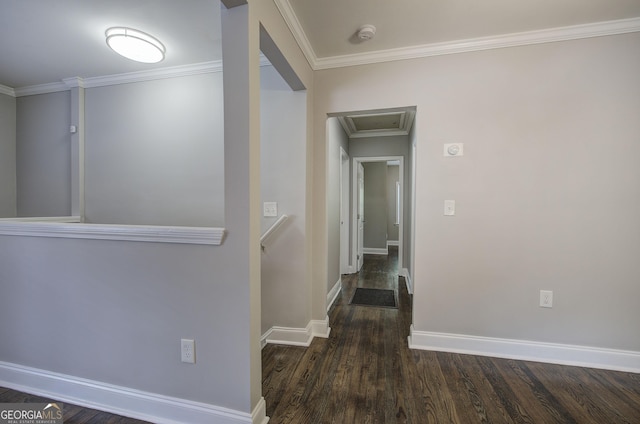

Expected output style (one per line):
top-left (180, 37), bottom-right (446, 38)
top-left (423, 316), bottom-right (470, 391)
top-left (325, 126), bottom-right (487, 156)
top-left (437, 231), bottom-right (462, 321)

top-left (444, 200), bottom-right (455, 216)
top-left (263, 202), bottom-right (278, 217)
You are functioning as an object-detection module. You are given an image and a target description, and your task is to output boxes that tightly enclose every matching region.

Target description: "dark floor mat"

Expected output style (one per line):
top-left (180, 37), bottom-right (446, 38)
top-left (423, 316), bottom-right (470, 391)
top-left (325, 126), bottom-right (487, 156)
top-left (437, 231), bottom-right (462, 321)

top-left (350, 288), bottom-right (397, 308)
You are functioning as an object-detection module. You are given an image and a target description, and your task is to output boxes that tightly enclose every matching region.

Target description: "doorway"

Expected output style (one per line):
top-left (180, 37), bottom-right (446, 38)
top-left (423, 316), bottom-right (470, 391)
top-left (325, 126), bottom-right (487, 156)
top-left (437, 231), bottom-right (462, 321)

top-left (352, 156), bottom-right (404, 274)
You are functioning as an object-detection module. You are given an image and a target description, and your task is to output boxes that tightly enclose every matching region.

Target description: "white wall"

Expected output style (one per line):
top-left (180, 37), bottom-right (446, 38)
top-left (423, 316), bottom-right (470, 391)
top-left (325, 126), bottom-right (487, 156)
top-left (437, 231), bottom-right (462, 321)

top-left (315, 32), bottom-right (640, 354)
top-left (387, 164), bottom-right (399, 242)
top-left (0, 93), bottom-right (16, 217)
top-left (260, 64), bottom-right (308, 333)
top-left (0, 1), bottom-right (317, 421)
top-left (85, 73), bottom-right (224, 227)
top-left (16, 91), bottom-right (71, 217)
top-left (362, 162), bottom-right (387, 249)
top-left (326, 118), bottom-right (349, 291)
top-left (348, 135), bottom-right (412, 267)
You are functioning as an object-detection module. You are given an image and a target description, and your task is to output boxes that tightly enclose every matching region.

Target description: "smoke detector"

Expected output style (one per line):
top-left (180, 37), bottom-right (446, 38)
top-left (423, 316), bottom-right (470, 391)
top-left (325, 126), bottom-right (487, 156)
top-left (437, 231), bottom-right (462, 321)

top-left (357, 25), bottom-right (376, 41)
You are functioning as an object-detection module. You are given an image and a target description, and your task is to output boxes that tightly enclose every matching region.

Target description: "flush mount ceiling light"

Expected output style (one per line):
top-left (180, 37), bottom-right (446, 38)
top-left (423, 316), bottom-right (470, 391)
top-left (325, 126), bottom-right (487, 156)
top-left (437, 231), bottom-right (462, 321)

top-left (105, 27), bottom-right (165, 63)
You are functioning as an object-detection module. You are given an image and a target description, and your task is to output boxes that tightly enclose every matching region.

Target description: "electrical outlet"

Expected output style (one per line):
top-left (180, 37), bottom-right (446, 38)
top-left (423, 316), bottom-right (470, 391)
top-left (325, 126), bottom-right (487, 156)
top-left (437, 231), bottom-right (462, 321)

top-left (540, 290), bottom-right (553, 308)
top-left (181, 339), bottom-right (195, 364)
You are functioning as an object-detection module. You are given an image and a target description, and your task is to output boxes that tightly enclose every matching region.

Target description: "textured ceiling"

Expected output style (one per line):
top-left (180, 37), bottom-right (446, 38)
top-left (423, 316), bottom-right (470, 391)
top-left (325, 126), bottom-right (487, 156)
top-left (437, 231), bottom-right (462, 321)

top-left (1, 0), bottom-right (639, 89)
top-left (288, 0), bottom-right (640, 58)
top-left (0, 0), bottom-right (221, 88)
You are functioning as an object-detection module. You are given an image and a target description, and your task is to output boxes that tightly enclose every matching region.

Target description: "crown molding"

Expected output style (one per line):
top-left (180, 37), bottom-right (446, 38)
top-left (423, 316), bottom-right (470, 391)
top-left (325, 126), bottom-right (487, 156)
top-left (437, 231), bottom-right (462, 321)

top-left (81, 60), bottom-right (223, 88)
top-left (12, 61), bottom-right (223, 97)
top-left (315, 17), bottom-right (640, 69)
top-left (0, 84), bottom-right (16, 97)
top-left (13, 82), bottom-right (68, 97)
top-left (272, 1), bottom-right (640, 70)
top-left (273, 0), bottom-right (318, 69)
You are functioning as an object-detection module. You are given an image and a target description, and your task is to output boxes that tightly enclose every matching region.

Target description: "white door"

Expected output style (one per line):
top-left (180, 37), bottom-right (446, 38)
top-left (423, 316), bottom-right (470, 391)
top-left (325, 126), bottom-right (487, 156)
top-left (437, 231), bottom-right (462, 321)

top-left (340, 149), bottom-right (350, 274)
top-left (357, 162), bottom-right (365, 271)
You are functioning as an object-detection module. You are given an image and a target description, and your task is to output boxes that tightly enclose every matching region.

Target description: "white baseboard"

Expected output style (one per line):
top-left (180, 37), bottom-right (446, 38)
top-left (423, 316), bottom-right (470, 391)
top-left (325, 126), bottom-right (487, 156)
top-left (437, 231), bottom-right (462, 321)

top-left (341, 265), bottom-right (356, 274)
top-left (261, 326), bottom-right (312, 347)
top-left (408, 326), bottom-right (640, 373)
top-left (399, 268), bottom-right (413, 294)
top-left (311, 316), bottom-right (331, 339)
top-left (363, 247), bottom-right (388, 255)
top-left (261, 316), bottom-right (331, 349)
top-left (327, 279), bottom-right (342, 311)
top-left (386, 240), bottom-right (399, 247)
top-left (0, 361), bottom-right (266, 424)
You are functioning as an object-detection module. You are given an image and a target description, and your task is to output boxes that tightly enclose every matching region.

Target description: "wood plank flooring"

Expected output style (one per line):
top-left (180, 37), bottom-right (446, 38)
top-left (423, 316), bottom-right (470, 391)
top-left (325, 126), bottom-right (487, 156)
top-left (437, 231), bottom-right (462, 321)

top-left (1, 247), bottom-right (638, 423)
top-left (262, 248), bottom-right (640, 423)
top-left (0, 386), bottom-right (149, 423)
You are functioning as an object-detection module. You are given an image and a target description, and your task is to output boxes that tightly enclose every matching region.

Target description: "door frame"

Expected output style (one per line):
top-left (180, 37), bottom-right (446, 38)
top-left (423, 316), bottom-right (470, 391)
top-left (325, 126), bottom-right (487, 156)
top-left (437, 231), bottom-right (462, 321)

top-left (352, 155), bottom-right (404, 271)
top-left (339, 147), bottom-right (352, 274)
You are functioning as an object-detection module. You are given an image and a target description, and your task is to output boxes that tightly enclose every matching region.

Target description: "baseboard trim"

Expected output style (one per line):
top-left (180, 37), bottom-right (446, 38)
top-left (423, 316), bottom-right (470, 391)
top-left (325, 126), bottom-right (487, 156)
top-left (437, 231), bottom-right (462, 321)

top-left (386, 240), bottom-right (399, 247)
top-left (408, 326), bottom-right (640, 373)
top-left (261, 316), bottom-right (331, 349)
top-left (262, 326), bottom-right (312, 347)
top-left (310, 316), bottom-right (331, 339)
top-left (363, 247), bottom-right (388, 255)
top-left (327, 279), bottom-right (342, 311)
top-left (399, 268), bottom-right (413, 294)
top-left (0, 361), bottom-right (264, 424)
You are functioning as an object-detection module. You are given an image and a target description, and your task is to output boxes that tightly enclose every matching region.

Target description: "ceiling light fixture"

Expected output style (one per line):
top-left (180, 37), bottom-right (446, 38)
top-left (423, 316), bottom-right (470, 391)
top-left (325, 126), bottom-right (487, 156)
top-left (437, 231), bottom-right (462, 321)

top-left (357, 25), bottom-right (376, 41)
top-left (105, 27), bottom-right (165, 63)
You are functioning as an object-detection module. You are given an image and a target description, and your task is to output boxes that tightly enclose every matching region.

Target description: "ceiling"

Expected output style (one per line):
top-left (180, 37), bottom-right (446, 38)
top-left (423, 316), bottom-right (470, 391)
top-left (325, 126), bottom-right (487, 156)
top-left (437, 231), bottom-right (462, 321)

top-left (287, 0), bottom-right (640, 59)
top-left (0, 0), bottom-right (222, 88)
top-left (1, 0), bottom-right (639, 89)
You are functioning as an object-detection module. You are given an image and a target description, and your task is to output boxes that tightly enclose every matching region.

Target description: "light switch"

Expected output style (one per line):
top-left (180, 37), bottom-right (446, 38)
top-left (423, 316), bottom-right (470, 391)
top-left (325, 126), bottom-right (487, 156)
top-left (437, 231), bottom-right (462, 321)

top-left (444, 200), bottom-right (455, 216)
top-left (263, 202), bottom-right (278, 217)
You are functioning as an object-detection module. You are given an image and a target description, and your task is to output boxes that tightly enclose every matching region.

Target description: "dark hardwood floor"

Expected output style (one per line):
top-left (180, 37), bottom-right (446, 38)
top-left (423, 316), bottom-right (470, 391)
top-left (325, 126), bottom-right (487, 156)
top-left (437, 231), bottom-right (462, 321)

top-left (262, 247), bottom-right (640, 423)
top-left (0, 386), bottom-right (149, 423)
top-left (2, 247), bottom-right (638, 423)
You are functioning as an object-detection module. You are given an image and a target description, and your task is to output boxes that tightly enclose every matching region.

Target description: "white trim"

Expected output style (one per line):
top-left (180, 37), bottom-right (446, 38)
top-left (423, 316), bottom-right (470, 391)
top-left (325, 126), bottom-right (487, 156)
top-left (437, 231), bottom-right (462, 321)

top-left (262, 326), bottom-right (313, 347)
top-left (310, 316), bottom-right (331, 339)
top-left (399, 268), bottom-right (413, 294)
top-left (363, 247), bottom-right (389, 255)
top-left (12, 61), bottom-right (224, 97)
top-left (0, 361), bottom-right (261, 424)
top-left (273, 0), bottom-right (317, 69)
top-left (261, 316), bottom-right (331, 348)
top-left (387, 240), bottom-right (399, 247)
top-left (0, 216), bottom-right (81, 223)
top-left (251, 399), bottom-right (269, 424)
top-left (0, 221), bottom-right (225, 245)
top-left (352, 156), bottom-right (404, 274)
top-left (272, 3), bottom-right (640, 70)
top-left (408, 327), bottom-right (640, 374)
top-left (260, 214), bottom-right (289, 248)
top-left (343, 265), bottom-right (356, 274)
top-left (339, 146), bottom-right (351, 275)
top-left (14, 82), bottom-right (69, 97)
top-left (327, 279), bottom-right (342, 311)
top-left (0, 84), bottom-right (15, 97)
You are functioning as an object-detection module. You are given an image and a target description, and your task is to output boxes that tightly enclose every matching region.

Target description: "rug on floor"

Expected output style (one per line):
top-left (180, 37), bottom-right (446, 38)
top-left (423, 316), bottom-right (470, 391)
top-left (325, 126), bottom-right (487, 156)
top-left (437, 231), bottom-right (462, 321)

top-left (350, 288), bottom-right (397, 308)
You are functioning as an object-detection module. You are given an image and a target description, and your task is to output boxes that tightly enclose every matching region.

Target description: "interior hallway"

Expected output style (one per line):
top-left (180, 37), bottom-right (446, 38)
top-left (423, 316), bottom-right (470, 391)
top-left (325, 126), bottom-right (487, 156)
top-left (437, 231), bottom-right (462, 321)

top-left (262, 248), bottom-right (640, 423)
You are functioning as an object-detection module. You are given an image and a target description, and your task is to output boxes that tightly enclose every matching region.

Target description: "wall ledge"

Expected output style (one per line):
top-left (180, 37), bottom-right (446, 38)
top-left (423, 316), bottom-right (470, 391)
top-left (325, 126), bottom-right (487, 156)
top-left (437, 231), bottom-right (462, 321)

top-left (0, 361), bottom-right (261, 424)
top-left (408, 326), bottom-right (640, 373)
top-left (0, 219), bottom-right (225, 245)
